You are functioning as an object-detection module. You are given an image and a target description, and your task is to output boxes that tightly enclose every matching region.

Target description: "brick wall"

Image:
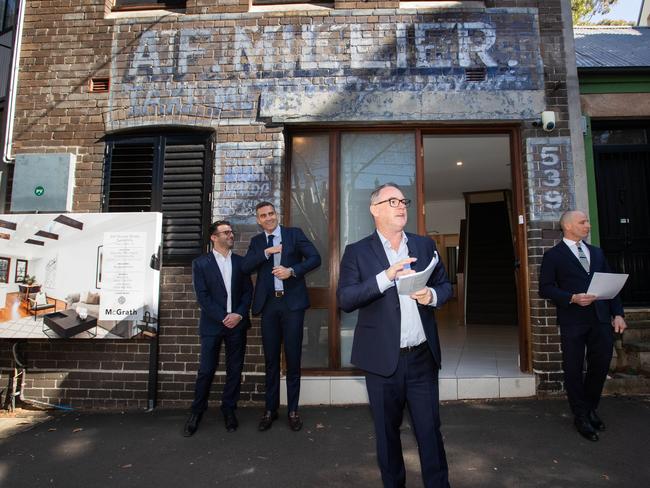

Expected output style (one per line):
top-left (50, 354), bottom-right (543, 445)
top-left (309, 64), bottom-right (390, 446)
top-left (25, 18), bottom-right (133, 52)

top-left (1, 0), bottom-right (575, 408)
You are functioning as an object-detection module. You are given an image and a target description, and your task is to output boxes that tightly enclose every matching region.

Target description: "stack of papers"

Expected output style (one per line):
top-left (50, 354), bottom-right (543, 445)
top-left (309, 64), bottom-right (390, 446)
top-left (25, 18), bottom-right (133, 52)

top-left (586, 272), bottom-right (628, 299)
top-left (396, 252), bottom-right (438, 295)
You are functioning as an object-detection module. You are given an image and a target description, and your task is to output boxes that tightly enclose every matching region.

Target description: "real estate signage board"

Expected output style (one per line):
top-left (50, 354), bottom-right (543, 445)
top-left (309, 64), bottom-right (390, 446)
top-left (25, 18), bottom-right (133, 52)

top-left (0, 212), bottom-right (162, 340)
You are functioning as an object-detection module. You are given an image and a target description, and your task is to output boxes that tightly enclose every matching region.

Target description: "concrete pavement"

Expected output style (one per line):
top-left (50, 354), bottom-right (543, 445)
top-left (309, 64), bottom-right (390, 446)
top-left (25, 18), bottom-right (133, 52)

top-left (1, 396), bottom-right (649, 487)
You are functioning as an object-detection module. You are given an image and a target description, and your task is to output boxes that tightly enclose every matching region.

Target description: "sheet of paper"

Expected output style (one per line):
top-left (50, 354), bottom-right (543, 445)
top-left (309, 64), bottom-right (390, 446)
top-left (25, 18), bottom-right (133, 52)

top-left (586, 272), bottom-right (629, 300)
top-left (396, 252), bottom-right (439, 295)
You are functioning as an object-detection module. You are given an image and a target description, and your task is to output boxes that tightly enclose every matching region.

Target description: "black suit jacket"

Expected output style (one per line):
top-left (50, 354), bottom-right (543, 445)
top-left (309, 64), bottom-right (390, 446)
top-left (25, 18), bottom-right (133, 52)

top-left (192, 252), bottom-right (253, 337)
top-left (539, 241), bottom-right (624, 326)
top-left (337, 231), bottom-right (453, 376)
top-left (241, 225), bottom-right (321, 315)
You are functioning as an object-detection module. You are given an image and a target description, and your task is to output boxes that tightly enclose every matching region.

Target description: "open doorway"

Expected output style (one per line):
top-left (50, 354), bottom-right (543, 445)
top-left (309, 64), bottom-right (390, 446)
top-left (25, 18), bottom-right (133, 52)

top-left (422, 132), bottom-right (531, 396)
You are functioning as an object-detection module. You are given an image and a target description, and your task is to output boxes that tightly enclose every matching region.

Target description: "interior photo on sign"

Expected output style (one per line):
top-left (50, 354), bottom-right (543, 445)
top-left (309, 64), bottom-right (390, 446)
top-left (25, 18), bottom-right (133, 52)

top-left (0, 212), bottom-right (162, 340)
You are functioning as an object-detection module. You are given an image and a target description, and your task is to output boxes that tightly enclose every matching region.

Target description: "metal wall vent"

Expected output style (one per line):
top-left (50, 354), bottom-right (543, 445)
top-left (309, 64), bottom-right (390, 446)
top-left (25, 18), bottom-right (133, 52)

top-left (89, 77), bottom-right (110, 93)
top-left (465, 68), bottom-right (487, 82)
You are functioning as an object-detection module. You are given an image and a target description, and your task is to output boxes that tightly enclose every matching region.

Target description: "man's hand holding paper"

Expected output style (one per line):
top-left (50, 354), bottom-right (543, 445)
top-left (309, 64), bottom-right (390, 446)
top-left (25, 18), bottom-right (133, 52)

top-left (385, 257), bottom-right (417, 281)
top-left (410, 287), bottom-right (434, 305)
top-left (586, 272), bottom-right (629, 300)
top-left (396, 251), bottom-right (439, 296)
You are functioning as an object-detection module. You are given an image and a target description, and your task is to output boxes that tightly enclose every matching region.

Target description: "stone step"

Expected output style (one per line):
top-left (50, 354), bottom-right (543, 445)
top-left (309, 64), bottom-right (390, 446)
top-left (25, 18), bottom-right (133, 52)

top-left (625, 320), bottom-right (650, 329)
top-left (624, 308), bottom-right (650, 321)
top-left (622, 320), bottom-right (650, 344)
top-left (625, 342), bottom-right (650, 353)
top-left (604, 372), bottom-right (650, 396)
top-left (613, 341), bottom-right (650, 372)
top-left (284, 375), bottom-right (536, 404)
top-left (626, 345), bottom-right (650, 371)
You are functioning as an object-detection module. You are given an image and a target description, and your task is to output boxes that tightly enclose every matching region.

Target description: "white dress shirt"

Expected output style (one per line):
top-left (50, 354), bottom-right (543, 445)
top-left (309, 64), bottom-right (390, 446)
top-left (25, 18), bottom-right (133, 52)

top-left (374, 231), bottom-right (437, 348)
top-left (213, 249), bottom-right (233, 313)
top-left (264, 225), bottom-right (283, 292)
top-left (563, 237), bottom-right (591, 265)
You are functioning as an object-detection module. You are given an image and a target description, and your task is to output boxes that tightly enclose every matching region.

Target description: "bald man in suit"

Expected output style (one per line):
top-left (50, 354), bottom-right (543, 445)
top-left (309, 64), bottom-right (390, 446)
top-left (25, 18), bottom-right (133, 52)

top-left (539, 210), bottom-right (626, 442)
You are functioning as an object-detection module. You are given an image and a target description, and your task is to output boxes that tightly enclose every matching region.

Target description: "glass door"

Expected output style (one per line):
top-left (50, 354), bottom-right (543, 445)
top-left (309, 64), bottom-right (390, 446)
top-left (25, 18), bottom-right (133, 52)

top-left (289, 130), bottom-right (417, 369)
top-left (289, 134), bottom-right (331, 367)
top-left (338, 132), bottom-right (417, 366)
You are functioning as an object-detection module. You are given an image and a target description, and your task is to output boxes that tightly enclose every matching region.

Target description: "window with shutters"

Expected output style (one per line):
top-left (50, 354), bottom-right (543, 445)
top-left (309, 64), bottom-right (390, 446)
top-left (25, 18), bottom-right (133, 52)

top-left (104, 131), bottom-right (213, 265)
top-left (0, 0), bottom-right (18, 34)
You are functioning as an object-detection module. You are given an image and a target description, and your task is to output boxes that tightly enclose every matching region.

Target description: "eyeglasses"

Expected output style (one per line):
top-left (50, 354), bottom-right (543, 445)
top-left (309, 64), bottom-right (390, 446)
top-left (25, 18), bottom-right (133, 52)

top-left (372, 198), bottom-right (411, 208)
top-left (214, 230), bottom-right (235, 236)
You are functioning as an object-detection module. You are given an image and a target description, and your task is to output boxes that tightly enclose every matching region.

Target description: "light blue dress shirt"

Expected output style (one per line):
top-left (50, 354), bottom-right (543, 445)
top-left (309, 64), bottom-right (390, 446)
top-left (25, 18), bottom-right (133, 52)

top-left (374, 231), bottom-right (437, 348)
top-left (265, 226), bottom-right (283, 292)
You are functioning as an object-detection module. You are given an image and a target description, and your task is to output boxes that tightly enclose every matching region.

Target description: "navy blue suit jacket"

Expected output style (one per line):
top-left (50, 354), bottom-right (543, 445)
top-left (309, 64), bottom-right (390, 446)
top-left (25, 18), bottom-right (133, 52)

top-left (241, 226), bottom-right (321, 315)
top-left (192, 252), bottom-right (253, 337)
top-left (539, 241), bottom-right (624, 326)
top-left (337, 231), bottom-right (453, 377)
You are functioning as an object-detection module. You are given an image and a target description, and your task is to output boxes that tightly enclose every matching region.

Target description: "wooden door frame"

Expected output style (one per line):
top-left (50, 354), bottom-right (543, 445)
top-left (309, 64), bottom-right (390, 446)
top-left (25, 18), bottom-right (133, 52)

top-left (285, 127), bottom-right (421, 374)
top-left (417, 125), bottom-right (531, 372)
top-left (284, 124), bottom-right (531, 374)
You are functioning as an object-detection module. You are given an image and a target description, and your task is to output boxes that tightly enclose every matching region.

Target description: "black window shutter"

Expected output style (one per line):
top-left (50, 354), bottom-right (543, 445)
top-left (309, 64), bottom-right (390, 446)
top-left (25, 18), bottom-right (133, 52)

top-left (161, 136), bottom-right (212, 263)
top-left (105, 141), bottom-right (155, 213)
top-left (104, 132), bottom-right (212, 265)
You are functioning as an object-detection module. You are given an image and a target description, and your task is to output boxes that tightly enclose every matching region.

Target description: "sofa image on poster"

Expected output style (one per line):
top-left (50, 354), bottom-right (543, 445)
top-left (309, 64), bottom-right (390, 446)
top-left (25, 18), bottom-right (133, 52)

top-left (0, 212), bottom-right (162, 339)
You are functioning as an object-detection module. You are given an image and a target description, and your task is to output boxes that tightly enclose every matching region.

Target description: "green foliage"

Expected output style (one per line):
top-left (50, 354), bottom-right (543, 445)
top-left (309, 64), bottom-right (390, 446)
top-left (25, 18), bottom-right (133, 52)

top-left (596, 19), bottom-right (634, 26)
top-left (572, 0), bottom-right (619, 25)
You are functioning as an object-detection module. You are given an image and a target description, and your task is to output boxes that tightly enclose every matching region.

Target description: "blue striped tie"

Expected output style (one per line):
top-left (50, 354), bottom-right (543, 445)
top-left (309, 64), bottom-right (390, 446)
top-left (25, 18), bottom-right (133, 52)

top-left (576, 242), bottom-right (590, 273)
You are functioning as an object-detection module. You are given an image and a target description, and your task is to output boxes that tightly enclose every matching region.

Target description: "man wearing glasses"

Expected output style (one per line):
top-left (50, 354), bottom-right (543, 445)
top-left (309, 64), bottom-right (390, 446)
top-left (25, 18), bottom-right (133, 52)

top-left (242, 201), bottom-right (321, 432)
top-left (184, 220), bottom-right (253, 436)
top-left (337, 183), bottom-right (453, 488)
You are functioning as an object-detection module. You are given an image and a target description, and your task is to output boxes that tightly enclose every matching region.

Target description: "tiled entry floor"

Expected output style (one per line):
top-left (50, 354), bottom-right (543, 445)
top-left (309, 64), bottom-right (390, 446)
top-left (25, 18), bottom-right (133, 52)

top-left (285, 302), bottom-right (535, 406)
top-left (438, 322), bottom-right (535, 400)
top-left (434, 302), bottom-right (535, 400)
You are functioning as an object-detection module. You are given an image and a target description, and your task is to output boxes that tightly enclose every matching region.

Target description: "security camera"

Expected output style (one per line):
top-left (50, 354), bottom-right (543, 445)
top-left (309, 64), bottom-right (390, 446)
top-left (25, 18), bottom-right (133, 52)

top-left (541, 111), bottom-right (556, 132)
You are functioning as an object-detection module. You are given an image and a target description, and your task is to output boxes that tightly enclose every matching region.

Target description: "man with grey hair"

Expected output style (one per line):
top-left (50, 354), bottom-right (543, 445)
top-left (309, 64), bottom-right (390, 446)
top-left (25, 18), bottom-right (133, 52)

top-left (539, 210), bottom-right (626, 442)
top-left (337, 182), bottom-right (453, 487)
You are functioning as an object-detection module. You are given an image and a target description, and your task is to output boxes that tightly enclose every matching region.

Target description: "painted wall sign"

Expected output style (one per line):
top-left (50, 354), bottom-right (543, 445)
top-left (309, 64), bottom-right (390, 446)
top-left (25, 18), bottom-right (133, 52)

top-left (109, 10), bottom-right (544, 125)
top-left (213, 141), bottom-right (283, 224)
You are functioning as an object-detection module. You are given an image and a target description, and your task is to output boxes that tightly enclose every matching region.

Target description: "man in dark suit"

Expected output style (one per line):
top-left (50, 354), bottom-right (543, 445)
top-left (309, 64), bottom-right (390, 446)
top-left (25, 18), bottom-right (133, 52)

top-left (183, 220), bottom-right (253, 436)
top-left (242, 201), bottom-right (321, 432)
top-left (539, 210), bottom-right (626, 442)
top-left (337, 183), bottom-right (453, 488)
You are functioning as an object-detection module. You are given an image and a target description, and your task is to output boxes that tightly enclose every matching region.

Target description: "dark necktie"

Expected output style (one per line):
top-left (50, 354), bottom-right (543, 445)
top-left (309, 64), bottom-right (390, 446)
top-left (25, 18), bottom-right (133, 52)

top-left (576, 242), bottom-right (590, 273)
top-left (266, 234), bottom-right (275, 291)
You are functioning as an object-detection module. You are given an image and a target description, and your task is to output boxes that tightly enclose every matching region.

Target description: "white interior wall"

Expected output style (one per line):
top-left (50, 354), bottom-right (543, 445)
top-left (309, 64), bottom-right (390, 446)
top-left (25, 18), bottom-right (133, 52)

top-left (7, 258), bottom-right (20, 293)
top-left (425, 199), bottom-right (466, 235)
top-left (30, 239), bottom-right (98, 301)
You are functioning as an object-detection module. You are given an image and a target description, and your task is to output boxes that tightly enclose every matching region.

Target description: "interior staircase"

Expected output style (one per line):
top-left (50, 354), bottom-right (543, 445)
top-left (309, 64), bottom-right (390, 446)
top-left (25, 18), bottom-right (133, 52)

top-left (605, 309), bottom-right (650, 395)
top-left (464, 201), bottom-right (517, 325)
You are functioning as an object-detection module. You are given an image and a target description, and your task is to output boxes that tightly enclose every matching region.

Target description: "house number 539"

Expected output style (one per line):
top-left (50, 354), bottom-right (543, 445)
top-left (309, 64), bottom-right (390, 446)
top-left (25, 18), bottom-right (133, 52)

top-left (540, 146), bottom-right (562, 210)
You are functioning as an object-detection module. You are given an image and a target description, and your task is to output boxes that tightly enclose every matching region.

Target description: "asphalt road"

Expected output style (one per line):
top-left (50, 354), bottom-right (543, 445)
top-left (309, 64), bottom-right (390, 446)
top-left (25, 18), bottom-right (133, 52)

top-left (1, 396), bottom-right (648, 488)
